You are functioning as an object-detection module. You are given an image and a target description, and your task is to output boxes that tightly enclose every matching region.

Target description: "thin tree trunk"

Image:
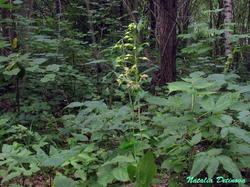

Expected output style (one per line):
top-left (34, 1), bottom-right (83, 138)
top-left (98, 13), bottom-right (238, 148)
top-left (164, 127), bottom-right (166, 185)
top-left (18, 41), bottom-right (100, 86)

top-left (155, 0), bottom-right (177, 86)
top-left (246, 0), bottom-right (250, 70)
top-left (178, 0), bottom-right (191, 47)
top-left (122, 0), bottom-right (138, 23)
top-left (85, 0), bottom-right (102, 83)
top-left (19, 0), bottom-right (33, 51)
top-left (179, 0), bottom-right (191, 34)
top-left (216, 0), bottom-right (224, 57)
top-left (1, 0), bottom-right (14, 56)
top-left (223, 0), bottom-right (233, 59)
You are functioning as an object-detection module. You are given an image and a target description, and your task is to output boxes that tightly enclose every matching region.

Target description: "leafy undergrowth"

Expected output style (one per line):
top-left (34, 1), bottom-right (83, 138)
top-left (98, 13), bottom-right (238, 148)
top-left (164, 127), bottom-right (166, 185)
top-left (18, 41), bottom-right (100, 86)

top-left (0, 72), bottom-right (250, 186)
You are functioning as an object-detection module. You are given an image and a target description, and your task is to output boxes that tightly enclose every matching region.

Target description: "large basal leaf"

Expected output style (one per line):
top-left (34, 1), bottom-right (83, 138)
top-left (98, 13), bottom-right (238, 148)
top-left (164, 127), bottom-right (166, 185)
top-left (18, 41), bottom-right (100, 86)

top-left (127, 165), bottom-right (137, 181)
top-left (218, 155), bottom-right (242, 179)
top-left (206, 157), bottom-right (219, 178)
top-left (111, 167), bottom-right (129, 182)
top-left (53, 176), bottom-right (76, 187)
top-left (136, 152), bottom-right (157, 187)
top-left (190, 156), bottom-right (209, 177)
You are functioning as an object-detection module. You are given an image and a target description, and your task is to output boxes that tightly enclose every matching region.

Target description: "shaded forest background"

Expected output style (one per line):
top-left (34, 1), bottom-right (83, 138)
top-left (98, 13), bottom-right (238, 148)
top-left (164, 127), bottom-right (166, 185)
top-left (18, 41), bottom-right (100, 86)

top-left (0, 0), bottom-right (250, 186)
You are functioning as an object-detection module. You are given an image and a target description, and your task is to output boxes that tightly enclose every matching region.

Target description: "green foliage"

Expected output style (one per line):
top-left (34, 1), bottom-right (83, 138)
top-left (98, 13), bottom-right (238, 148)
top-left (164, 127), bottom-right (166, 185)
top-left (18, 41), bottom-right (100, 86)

top-left (53, 175), bottom-right (76, 187)
top-left (0, 0), bottom-right (250, 186)
top-left (135, 152), bottom-right (157, 187)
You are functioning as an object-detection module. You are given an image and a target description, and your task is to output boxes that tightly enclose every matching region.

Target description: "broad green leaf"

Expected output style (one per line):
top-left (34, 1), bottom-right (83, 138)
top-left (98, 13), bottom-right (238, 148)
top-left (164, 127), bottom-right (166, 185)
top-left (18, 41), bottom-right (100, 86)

top-left (0, 3), bottom-right (12, 8)
top-left (229, 143), bottom-right (250, 154)
top-left (40, 74), bottom-right (56, 82)
top-left (26, 65), bottom-right (43, 72)
top-left (206, 157), bottom-right (219, 178)
top-left (2, 172), bottom-right (21, 183)
top-left (220, 115), bottom-right (233, 125)
top-left (53, 176), bottom-right (76, 187)
top-left (158, 136), bottom-right (177, 148)
top-left (214, 93), bottom-right (232, 112)
top-left (0, 0), bottom-right (9, 5)
top-left (200, 96), bottom-right (215, 112)
top-left (145, 96), bottom-right (168, 106)
top-left (168, 81), bottom-right (192, 93)
top-left (238, 111), bottom-right (250, 124)
top-left (221, 128), bottom-right (229, 138)
top-left (190, 133), bottom-right (202, 145)
top-left (112, 167), bottom-right (129, 182)
top-left (119, 139), bottom-right (137, 150)
top-left (3, 68), bottom-right (20, 76)
top-left (65, 102), bottom-right (85, 109)
top-left (190, 156), bottom-right (209, 177)
top-left (218, 155), bottom-right (242, 179)
top-left (72, 133), bottom-right (88, 141)
top-left (103, 155), bottom-right (135, 166)
top-left (83, 101), bottom-right (107, 111)
top-left (136, 152), bottom-right (157, 187)
top-left (206, 148), bottom-right (223, 156)
top-left (74, 170), bottom-right (86, 181)
top-left (0, 118), bottom-right (9, 126)
top-left (46, 64), bottom-right (60, 72)
top-left (97, 165), bottom-right (114, 187)
top-left (29, 58), bottom-right (47, 65)
top-left (190, 71), bottom-right (205, 78)
top-left (127, 165), bottom-right (137, 180)
top-left (41, 156), bottom-right (65, 167)
top-left (0, 41), bottom-right (8, 49)
top-left (239, 156), bottom-right (250, 168)
top-left (2, 144), bottom-right (13, 153)
top-left (228, 127), bottom-right (250, 143)
top-left (210, 114), bottom-right (232, 128)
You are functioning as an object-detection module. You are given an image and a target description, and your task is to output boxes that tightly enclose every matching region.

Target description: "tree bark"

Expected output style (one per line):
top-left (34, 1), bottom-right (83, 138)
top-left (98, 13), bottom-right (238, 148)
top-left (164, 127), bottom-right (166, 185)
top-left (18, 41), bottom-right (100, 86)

top-left (178, 0), bottom-right (191, 34)
top-left (1, 0), bottom-right (14, 56)
top-left (223, 0), bottom-right (233, 58)
top-left (155, 0), bottom-right (177, 86)
top-left (216, 0), bottom-right (225, 57)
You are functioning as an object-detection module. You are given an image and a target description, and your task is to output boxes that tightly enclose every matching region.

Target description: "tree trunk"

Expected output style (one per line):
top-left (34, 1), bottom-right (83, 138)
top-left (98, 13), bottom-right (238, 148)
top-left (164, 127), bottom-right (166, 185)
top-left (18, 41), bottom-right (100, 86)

top-left (1, 0), bottom-right (14, 56)
top-left (223, 0), bottom-right (233, 58)
top-left (216, 0), bottom-right (224, 57)
top-left (178, 0), bottom-right (191, 34)
top-left (122, 0), bottom-right (139, 23)
top-left (246, 0), bottom-right (250, 70)
top-left (19, 0), bottom-right (33, 51)
top-left (155, 0), bottom-right (177, 86)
